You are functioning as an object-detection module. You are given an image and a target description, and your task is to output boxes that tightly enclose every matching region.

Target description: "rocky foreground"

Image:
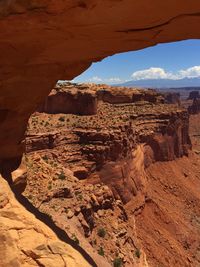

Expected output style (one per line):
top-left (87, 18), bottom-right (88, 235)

top-left (13, 83), bottom-right (200, 267)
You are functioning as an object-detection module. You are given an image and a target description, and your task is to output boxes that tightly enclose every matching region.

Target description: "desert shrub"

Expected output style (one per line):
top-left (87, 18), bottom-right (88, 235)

top-left (97, 228), bottom-right (106, 238)
top-left (42, 155), bottom-right (48, 162)
top-left (75, 191), bottom-right (83, 200)
top-left (98, 247), bottom-right (105, 256)
top-left (113, 258), bottom-right (123, 267)
top-left (58, 171), bottom-right (66, 180)
top-left (135, 248), bottom-right (141, 259)
top-left (48, 184), bottom-right (52, 190)
top-left (59, 116), bottom-right (65, 122)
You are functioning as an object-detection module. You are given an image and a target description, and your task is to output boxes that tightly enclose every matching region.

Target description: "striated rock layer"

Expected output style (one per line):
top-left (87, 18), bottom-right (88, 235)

top-left (1, 2), bottom-right (200, 266)
top-left (38, 83), bottom-right (98, 115)
top-left (24, 84), bottom-right (192, 266)
top-left (1, 0), bottom-right (200, 161)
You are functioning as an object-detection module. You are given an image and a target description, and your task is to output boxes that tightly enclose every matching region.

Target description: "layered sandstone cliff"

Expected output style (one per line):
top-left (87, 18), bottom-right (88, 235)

top-left (38, 83), bottom-right (98, 115)
top-left (23, 84), bottom-right (192, 266)
top-left (1, 2), bottom-right (200, 267)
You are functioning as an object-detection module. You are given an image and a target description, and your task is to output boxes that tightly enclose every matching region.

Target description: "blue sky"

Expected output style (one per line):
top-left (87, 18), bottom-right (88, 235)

top-left (73, 40), bottom-right (200, 84)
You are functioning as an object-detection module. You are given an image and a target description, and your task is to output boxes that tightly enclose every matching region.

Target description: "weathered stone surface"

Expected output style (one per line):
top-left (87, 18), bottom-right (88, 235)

top-left (26, 84), bottom-right (192, 206)
top-left (97, 86), bottom-right (163, 104)
top-left (11, 160), bottom-right (27, 193)
top-left (0, 175), bottom-right (92, 267)
top-left (1, 0), bottom-right (200, 160)
top-left (23, 84), bottom-right (195, 266)
top-left (188, 98), bottom-right (200, 114)
top-left (38, 83), bottom-right (97, 115)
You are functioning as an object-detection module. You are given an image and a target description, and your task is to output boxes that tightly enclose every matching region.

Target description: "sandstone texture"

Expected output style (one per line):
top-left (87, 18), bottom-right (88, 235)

top-left (1, 2), bottom-right (200, 266)
top-left (1, 0), bottom-right (200, 161)
top-left (0, 175), bottom-right (93, 267)
top-left (135, 153), bottom-right (200, 267)
top-left (38, 83), bottom-right (98, 115)
top-left (23, 83), bottom-right (193, 267)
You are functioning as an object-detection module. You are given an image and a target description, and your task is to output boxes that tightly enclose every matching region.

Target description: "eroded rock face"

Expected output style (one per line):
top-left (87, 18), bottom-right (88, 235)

top-left (26, 84), bottom-right (191, 205)
top-left (38, 83), bottom-right (97, 115)
top-left (163, 92), bottom-right (181, 105)
top-left (1, 0), bottom-right (200, 160)
top-left (188, 90), bottom-right (200, 100)
top-left (188, 98), bottom-right (200, 114)
top-left (0, 175), bottom-right (93, 267)
top-left (23, 84), bottom-right (192, 266)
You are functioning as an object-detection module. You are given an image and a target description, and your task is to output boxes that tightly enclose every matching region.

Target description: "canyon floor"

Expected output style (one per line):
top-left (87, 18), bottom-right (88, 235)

top-left (21, 84), bottom-right (200, 267)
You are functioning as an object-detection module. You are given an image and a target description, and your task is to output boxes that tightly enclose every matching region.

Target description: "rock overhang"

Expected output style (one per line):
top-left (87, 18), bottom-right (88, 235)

top-left (0, 0), bottom-right (200, 161)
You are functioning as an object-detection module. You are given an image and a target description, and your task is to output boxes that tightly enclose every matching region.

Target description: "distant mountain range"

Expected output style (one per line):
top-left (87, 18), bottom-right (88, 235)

top-left (117, 77), bottom-right (200, 88)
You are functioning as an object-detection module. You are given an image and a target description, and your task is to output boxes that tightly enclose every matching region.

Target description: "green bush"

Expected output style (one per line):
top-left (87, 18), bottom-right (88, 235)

top-left (98, 247), bottom-right (105, 257)
top-left (135, 248), bottom-right (141, 259)
top-left (97, 228), bottom-right (106, 238)
top-left (59, 116), bottom-right (65, 122)
top-left (75, 191), bottom-right (83, 200)
top-left (42, 155), bottom-right (48, 162)
top-left (113, 258), bottom-right (123, 267)
top-left (48, 184), bottom-right (52, 190)
top-left (58, 171), bottom-right (66, 180)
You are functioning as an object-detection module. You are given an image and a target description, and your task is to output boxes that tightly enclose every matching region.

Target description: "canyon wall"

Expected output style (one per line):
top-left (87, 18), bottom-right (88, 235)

top-left (1, 1), bottom-right (200, 266)
top-left (38, 84), bottom-right (98, 115)
top-left (188, 98), bottom-right (200, 114)
top-left (23, 84), bottom-right (193, 266)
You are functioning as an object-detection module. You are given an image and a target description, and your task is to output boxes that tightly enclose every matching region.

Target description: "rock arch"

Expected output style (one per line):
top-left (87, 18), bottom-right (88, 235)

top-left (1, 0), bottom-right (200, 162)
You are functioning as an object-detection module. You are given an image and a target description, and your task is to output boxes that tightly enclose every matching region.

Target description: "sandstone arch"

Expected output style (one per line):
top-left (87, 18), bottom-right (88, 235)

top-left (1, 0), bottom-right (200, 162)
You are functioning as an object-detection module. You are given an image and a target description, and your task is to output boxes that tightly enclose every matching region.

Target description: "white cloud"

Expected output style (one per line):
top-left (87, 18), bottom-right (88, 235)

top-left (107, 77), bottom-right (122, 83)
top-left (88, 76), bottom-right (103, 82)
top-left (88, 76), bottom-right (122, 84)
top-left (131, 67), bottom-right (175, 80)
top-left (178, 66), bottom-right (200, 79)
top-left (131, 66), bottom-right (200, 80)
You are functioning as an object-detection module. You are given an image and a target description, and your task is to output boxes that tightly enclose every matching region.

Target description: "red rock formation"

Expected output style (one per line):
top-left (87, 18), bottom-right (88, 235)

top-left (188, 98), bottom-right (200, 114)
top-left (135, 154), bottom-right (200, 267)
top-left (140, 111), bottom-right (191, 161)
top-left (163, 92), bottom-right (181, 105)
top-left (23, 84), bottom-right (195, 267)
top-left (38, 84), bottom-right (97, 115)
top-left (97, 87), bottom-right (163, 104)
top-left (26, 85), bottom-right (191, 205)
top-left (188, 90), bottom-right (200, 100)
top-left (2, 3), bottom-right (200, 266)
top-left (1, 1), bottom-right (200, 161)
